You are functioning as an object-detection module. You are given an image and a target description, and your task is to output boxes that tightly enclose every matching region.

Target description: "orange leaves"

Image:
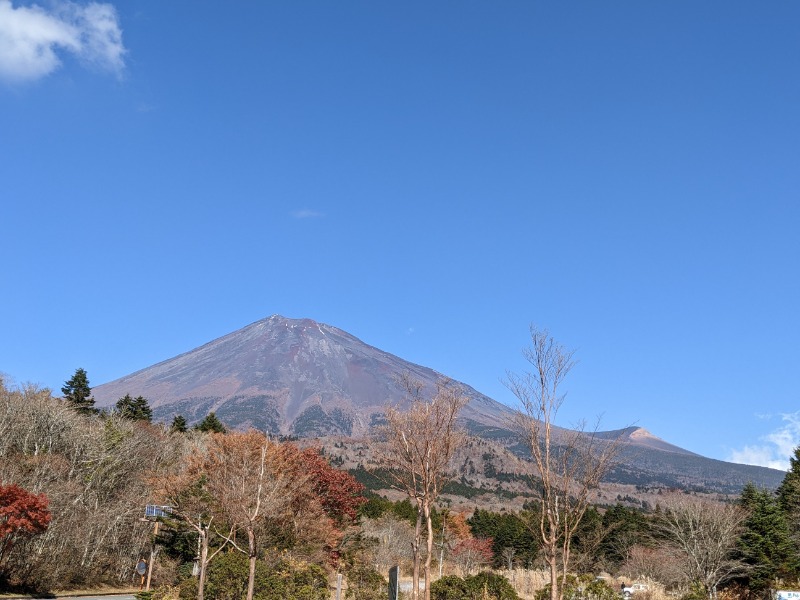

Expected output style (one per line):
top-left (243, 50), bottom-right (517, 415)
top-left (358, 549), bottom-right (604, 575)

top-left (0, 483), bottom-right (51, 565)
top-left (202, 431), bottom-right (295, 526)
top-left (446, 511), bottom-right (472, 542)
top-left (295, 447), bottom-right (366, 524)
top-left (0, 483), bottom-right (50, 539)
top-left (158, 431), bottom-right (366, 565)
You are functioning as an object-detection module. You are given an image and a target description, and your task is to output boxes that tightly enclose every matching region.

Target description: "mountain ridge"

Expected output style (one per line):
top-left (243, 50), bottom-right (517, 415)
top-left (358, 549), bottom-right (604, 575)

top-left (92, 315), bottom-right (784, 494)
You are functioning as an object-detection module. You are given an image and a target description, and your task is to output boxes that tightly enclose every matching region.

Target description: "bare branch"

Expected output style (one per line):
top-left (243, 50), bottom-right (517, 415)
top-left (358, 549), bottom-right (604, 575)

top-left (505, 325), bottom-right (626, 600)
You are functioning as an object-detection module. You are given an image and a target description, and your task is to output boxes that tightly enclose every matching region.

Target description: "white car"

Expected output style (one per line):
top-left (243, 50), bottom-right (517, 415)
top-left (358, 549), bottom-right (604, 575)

top-left (623, 583), bottom-right (649, 597)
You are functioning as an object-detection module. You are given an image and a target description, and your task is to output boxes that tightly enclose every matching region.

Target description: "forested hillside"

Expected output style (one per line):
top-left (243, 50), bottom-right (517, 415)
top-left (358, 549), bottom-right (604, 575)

top-left (3, 375), bottom-right (800, 600)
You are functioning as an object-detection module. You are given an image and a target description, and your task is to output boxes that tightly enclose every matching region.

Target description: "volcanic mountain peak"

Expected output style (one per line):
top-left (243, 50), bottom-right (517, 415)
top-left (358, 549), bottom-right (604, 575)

top-left (619, 426), bottom-right (700, 456)
top-left (93, 315), bottom-right (511, 437)
top-left (91, 315), bottom-right (785, 494)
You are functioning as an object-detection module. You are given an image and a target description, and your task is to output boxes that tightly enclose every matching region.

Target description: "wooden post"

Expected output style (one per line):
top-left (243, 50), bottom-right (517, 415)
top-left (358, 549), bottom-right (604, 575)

top-left (145, 521), bottom-right (159, 591)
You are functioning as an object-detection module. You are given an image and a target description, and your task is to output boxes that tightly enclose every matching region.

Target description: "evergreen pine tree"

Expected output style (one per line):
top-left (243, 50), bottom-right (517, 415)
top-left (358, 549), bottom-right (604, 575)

top-left (738, 483), bottom-right (797, 593)
top-left (170, 414), bottom-right (188, 433)
top-left (195, 412), bottom-right (226, 433)
top-left (777, 447), bottom-right (800, 531)
top-left (776, 448), bottom-right (800, 579)
top-left (61, 368), bottom-right (97, 415)
top-left (114, 394), bottom-right (153, 422)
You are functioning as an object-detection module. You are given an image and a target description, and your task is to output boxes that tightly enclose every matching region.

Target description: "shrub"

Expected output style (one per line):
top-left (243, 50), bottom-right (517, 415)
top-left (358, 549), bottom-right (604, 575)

top-left (534, 575), bottom-right (617, 600)
top-left (430, 572), bottom-right (520, 600)
top-left (204, 552), bottom-right (250, 600)
top-left (430, 575), bottom-right (471, 600)
top-left (260, 560), bottom-right (329, 600)
top-left (680, 581), bottom-right (709, 600)
top-left (468, 571), bottom-right (521, 600)
top-left (583, 577), bottom-right (618, 600)
top-left (535, 574), bottom-right (579, 600)
top-left (175, 555), bottom-right (329, 600)
top-left (344, 564), bottom-right (386, 600)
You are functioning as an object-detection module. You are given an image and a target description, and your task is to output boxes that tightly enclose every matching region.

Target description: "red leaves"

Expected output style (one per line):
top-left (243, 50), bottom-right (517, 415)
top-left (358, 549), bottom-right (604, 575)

top-left (451, 537), bottom-right (494, 573)
top-left (0, 483), bottom-right (51, 539)
top-left (296, 447), bottom-right (366, 524)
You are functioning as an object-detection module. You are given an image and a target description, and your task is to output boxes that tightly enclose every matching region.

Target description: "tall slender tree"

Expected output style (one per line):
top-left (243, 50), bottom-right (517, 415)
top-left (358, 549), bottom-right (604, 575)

top-left (61, 368), bottom-right (96, 415)
top-left (377, 377), bottom-right (467, 600)
top-left (506, 326), bottom-right (623, 600)
top-left (157, 438), bottom-right (234, 600)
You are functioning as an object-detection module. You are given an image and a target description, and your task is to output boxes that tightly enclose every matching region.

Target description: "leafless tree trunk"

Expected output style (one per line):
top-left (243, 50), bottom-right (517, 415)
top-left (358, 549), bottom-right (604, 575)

top-left (506, 326), bottom-right (624, 600)
top-left (377, 376), bottom-right (467, 600)
top-left (181, 515), bottom-right (232, 600)
top-left (502, 546), bottom-right (516, 571)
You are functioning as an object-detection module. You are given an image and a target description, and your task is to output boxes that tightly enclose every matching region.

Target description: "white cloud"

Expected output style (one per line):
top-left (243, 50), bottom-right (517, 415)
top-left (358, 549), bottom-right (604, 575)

top-left (0, 0), bottom-right (125, 83)
top-left (727, 411), bottom-right (800, 471)
top-left (291, 209), bottom-right (324, 219)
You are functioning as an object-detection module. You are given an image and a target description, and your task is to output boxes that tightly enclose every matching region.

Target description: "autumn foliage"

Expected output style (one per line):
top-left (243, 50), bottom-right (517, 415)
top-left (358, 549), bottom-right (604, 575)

top-left (0, 483), bottom-right (51, 563)
top-left (297, 447), bottom-right (366, 524)
top-left (451, 537), bottom-right (494, 574)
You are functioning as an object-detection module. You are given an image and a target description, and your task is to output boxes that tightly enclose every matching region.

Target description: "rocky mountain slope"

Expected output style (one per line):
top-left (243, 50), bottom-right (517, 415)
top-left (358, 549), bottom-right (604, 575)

top-left (93, 315), bottom-right (509, 436)
top-left (92, 315), bottom-right (785, 494)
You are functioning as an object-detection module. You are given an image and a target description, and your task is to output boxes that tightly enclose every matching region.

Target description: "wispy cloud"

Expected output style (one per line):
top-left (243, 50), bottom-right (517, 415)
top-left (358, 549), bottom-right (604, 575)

top-left (290, 209), bottom-right (324, 219)
top-left (0, 0), bottom-right (125, 83)
top-left (727, 411), bottom-right (800, 470)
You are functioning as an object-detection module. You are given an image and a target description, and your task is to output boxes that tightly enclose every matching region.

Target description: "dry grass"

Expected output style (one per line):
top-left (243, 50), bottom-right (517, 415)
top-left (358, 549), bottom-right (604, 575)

top-left (0, 588), bottom-right (138, 599)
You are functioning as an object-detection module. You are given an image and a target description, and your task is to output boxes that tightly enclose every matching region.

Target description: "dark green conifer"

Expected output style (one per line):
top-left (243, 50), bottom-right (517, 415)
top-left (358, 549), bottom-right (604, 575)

top-left (195, 412), bottom-right (226, 433)
top-left (62, 368), bottom-right (97, 415)
top-left (777, 447), bottom-right (800, 528)
top-left (114, 394), bottom-right (153, 422)
top-left (738, 483), bottom-right (797, 592)
top-left (170, 414), bottom-right (188, 433)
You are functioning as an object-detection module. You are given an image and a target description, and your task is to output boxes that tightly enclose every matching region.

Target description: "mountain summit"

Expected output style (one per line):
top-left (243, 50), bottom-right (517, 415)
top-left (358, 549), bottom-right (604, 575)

top-left (93, 315), bottom-right (784, 493)
top-left (93, 315), bottom-right (510, 436)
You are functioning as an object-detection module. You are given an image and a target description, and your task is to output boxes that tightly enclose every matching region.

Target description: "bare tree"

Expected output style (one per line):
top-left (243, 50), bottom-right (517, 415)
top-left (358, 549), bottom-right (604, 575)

top-left (654, 494), bottom-right (748, 598)
top-left (202, 432), bottom-right (298, 600)
top-left (501, 546), bottom-right (517, 571)
top-left (377, 376), bottom-right (467, 600)
top-left (506, 326), bottom-right (623, 600)
top-left (361, 514), bottom-right (415, 573)
top-left (157, 434), bottom-right (234, 600)
top-left (621, 545), bottom-right (684, 587)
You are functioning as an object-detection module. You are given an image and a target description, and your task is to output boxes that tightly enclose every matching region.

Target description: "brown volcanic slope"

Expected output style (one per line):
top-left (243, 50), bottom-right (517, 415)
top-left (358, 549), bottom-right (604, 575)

top-left (92, 315), bottom-right (510, 436)
top-left (92, 315), bottom-right (785, 493)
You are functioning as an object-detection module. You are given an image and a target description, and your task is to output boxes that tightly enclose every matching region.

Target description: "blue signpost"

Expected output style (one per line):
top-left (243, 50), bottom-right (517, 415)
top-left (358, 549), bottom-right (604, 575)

top-left (135, 559), bottom-right (147, 589)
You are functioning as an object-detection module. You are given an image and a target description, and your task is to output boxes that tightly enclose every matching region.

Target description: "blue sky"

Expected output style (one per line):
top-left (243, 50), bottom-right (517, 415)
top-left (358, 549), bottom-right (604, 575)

top-left (2, 1), bottom-right (798, 469)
